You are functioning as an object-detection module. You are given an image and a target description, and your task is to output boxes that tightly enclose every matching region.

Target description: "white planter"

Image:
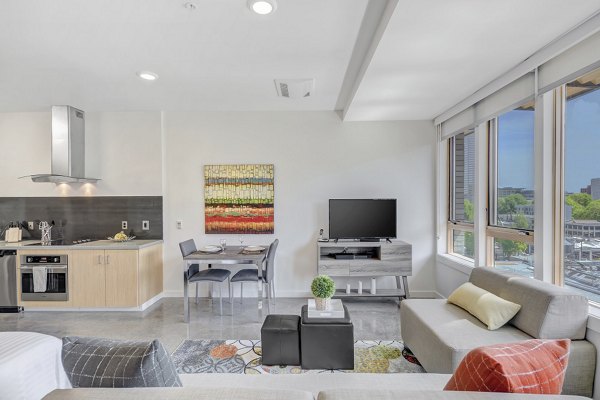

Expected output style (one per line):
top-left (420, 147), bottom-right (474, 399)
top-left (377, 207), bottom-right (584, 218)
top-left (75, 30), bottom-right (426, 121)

top-left (314, 297), bottom-right (331, 311)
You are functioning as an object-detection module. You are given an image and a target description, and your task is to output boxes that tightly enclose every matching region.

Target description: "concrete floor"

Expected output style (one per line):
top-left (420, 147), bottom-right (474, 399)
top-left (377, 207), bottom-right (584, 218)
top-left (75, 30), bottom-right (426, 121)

top-left (0, 297), bottom-right (402, 353)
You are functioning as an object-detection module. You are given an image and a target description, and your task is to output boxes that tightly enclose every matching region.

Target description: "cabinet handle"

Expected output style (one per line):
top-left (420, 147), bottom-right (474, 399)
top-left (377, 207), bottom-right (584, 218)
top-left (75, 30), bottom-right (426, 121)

top-left (106, 255), bottom-right (110, 265)
top-left (97, 255), bottom-right (102, 265)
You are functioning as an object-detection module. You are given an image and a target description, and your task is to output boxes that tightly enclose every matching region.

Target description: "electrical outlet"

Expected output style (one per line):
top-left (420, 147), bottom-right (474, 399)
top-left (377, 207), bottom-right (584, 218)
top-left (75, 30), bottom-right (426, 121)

top-left (28, 221), bottom-right (34, 230)
top-left (142, 220), bottom-right (150, 230)
top-left (121, 221), bottom-right (128, 230)
top-left (176, 220), bottom-right (183, 230)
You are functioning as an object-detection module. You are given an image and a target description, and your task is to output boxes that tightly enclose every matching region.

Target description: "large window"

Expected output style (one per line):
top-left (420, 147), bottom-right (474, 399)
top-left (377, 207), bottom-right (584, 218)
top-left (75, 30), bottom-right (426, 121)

top-left (488, 104), bottom-right (535, 277)
top-left (562, 68), bottom-right (600, 303)
top-left (448, 130), bottom-right (475, 259)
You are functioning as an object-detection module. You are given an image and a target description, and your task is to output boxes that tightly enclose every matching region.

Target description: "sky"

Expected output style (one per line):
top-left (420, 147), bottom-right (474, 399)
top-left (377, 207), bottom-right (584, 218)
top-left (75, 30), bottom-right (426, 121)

top-left (497, 109), bottom-right (535, 189)
top-left (496, 88), bottom-right (600, 193)
top-left (565, 89), bottom-right (600, 193)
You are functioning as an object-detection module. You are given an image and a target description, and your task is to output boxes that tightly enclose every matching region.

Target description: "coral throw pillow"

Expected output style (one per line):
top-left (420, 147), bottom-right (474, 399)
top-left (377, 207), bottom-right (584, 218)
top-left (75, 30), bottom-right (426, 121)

top-left (444, 339), bottom-right (570, 394)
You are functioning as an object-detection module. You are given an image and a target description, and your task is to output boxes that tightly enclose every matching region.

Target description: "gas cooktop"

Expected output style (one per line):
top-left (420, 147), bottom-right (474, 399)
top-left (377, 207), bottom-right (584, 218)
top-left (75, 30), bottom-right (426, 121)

top-left (25, 239), bottom-right (96, 246)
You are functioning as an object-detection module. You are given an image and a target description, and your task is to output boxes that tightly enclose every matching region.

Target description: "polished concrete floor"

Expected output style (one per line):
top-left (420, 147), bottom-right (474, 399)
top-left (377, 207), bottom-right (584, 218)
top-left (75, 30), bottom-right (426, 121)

top-left (0, 297), bottom-right (402, 353)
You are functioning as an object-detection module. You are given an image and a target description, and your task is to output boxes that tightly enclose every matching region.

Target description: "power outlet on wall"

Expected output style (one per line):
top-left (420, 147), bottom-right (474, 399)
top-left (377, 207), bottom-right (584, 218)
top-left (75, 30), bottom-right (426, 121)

top-left (142, 220), bottom-right (150, 230)
top-left (28, 221), bottom-right (34, 230)
top-left (176, 220), bottom-right (183, 230)
top-left (121, 221), bottom-right (128, 230)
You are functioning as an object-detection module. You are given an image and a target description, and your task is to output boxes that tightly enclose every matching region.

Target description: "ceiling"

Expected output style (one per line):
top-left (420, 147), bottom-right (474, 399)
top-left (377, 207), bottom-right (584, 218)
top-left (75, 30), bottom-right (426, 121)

top-left (0, 0), bottom-right (368, 112)
top-left (344, 0), bottom-right (600, 121)
top-left (1, 0), bottom-right (600, 119)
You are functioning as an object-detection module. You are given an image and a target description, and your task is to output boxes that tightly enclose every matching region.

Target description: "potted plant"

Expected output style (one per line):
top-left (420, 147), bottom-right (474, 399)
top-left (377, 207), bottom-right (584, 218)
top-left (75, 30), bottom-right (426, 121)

top-left (311, 275), bottom-right (336, 311)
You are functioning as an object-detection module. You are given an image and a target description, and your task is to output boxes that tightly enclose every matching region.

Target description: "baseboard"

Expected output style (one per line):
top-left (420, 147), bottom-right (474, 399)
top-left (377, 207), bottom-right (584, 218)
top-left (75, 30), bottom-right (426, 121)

top-left (22, 293), bottom-right (164, 312)
top-left (162, 289), bottom-right (439, 299)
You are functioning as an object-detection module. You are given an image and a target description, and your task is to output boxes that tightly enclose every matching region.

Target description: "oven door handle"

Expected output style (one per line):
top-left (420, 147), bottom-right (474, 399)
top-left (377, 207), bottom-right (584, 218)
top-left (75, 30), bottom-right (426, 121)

top-left (21, 266), bottom-right (68, 272)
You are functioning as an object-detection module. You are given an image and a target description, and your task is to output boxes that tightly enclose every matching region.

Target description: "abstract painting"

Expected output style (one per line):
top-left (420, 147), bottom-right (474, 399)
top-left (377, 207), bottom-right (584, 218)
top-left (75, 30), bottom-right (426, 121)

top-left (204, 164), bottom-right (274, 234)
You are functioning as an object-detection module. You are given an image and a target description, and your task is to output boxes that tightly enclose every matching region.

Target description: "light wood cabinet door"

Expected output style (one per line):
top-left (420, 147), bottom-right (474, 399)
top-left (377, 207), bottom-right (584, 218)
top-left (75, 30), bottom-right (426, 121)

top-left (139, 245), bottom-right (163, 304)
top-left (71, 250), bottom-right (106, 307)
top-left (105, 250), bottom-right (138, 307)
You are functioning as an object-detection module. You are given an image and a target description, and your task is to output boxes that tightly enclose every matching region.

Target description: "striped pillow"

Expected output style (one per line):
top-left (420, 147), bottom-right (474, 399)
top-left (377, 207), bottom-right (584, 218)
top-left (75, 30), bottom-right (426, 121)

top-left (444, 339), bottom-right (570, 394)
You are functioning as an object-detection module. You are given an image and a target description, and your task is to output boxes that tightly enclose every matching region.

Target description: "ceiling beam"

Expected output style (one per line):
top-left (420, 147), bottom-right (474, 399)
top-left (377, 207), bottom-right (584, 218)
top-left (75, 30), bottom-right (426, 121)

top-left (335, 0), bottom-right (398, 120)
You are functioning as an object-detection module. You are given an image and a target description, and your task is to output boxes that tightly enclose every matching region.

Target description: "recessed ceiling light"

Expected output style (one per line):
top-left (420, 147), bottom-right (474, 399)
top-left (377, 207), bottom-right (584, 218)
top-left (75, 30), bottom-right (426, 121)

top-left (247, 0), bottom-right (277, 15)
top-left (183, 2), bottom-right (197, 11)
top-left (137, 71), bottom-right (159, 81)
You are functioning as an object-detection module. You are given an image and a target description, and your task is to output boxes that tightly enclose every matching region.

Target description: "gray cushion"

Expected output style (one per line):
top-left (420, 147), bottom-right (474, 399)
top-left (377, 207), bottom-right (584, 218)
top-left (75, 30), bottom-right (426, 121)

top-left (62, 337), bottom-right (182, 388)
top-left (317, 389), bottom-right (587, 400)
top-left (400, 299), bottom-right (531, 373)
top-left (468, 267), bottom-right (515, 296)
top-left (44, 388), bottom-right (314, 400)
top-left (499, 277), bottom-right (589, 339)
top-left (231, 268), bottom-right (260, 282)
top-left (189, 268), bottom-right (231, 282)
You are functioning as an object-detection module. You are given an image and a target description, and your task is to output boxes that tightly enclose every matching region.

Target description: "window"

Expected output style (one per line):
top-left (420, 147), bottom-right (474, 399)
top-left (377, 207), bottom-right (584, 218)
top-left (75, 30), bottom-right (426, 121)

top-left (490, 105), bottom-right (535, 230)
top-left (561, 68), bottom-right (600, 304)
top-left (488, 104), bottom-right (535, 277)
top-left (450, 131), bottom-right (475, 224)
top-left (448, 130), bottom-right (475, 259)
top-left (492, 238), bottom-right (534, 277)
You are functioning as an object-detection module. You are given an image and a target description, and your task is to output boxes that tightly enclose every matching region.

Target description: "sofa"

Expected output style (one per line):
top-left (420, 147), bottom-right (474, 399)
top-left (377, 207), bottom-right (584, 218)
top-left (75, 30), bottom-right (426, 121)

top-left (43, 388), bottom-right (589, 399)
top-left (401, 267), bottom-right (597, 397)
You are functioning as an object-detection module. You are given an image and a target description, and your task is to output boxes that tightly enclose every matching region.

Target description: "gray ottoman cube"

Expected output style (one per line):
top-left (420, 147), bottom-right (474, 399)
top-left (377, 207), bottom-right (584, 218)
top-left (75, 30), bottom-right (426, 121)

top-left (300, 304), bottom-right (354, 370)
top-left (261, 314), bottom-right (301, 365)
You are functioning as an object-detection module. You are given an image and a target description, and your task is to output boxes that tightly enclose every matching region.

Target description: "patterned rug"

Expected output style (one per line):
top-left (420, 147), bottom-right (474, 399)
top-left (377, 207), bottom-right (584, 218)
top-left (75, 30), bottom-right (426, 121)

top-left (172, 339), bottom-right (424, 374)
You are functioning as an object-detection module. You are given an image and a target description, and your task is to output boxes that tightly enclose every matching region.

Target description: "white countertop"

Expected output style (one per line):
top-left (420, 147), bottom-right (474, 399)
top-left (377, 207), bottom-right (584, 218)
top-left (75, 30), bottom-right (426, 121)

top-left (0, 239), bottom-right (162, 250)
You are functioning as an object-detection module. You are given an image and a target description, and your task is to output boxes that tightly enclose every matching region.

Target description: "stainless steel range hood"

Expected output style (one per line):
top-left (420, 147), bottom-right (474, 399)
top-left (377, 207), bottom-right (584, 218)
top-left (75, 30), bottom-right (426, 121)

top-left (21, 106), bottom-right (100, 184)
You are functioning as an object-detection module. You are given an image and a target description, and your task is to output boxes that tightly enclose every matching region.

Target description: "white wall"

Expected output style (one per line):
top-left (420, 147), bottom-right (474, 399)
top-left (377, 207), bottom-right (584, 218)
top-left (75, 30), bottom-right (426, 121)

top-left (0, 112), bottom-right (162, 197)
top-left (162, 111), bottom-right (436, 297)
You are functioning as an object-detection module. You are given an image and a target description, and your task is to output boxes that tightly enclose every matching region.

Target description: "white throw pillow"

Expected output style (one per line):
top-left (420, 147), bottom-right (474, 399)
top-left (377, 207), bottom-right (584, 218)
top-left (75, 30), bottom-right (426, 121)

top-left (447, 282), bottom-right (521, 330)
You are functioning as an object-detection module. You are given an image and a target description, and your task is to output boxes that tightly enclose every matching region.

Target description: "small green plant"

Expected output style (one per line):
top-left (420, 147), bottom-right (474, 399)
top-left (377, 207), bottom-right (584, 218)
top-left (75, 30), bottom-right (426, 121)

top-left (311, 275), bottom-right (336, 299)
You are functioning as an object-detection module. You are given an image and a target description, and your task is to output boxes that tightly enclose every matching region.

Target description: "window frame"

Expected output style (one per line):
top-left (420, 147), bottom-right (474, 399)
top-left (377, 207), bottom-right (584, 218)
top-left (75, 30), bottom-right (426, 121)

top-left (448, 130), bottom-right (475, 259)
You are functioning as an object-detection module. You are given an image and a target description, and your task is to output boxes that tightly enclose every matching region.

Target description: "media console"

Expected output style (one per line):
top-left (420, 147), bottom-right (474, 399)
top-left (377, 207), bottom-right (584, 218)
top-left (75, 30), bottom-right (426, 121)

top-left (317, 240), bottom-right (412, 300)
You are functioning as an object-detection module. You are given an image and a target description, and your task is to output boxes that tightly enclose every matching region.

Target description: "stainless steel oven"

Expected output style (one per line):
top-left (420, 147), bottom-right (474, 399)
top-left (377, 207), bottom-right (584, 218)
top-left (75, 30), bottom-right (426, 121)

top-left (20, 255), bottom-right (68, 301)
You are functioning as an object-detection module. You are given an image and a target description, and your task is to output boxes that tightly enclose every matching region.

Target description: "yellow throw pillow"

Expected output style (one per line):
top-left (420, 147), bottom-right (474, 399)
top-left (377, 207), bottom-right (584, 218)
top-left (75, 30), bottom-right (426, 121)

top-left (447, 282), bottom-right (521, 330)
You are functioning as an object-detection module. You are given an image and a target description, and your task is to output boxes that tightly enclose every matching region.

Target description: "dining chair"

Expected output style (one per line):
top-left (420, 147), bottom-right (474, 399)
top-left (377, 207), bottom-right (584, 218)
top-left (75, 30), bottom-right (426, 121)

top-left (179, 239), bottom-right (231, 316)
top-left (230, 239), bottom-right (278, 311)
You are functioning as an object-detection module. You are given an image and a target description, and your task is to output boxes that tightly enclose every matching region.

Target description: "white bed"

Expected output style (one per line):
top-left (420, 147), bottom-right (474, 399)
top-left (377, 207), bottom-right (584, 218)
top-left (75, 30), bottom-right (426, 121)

top-left (0, 332), bottom-right (71, 400)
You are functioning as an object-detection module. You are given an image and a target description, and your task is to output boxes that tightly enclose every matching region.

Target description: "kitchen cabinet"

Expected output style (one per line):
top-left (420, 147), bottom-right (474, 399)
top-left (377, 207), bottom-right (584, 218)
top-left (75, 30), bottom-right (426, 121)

top-left (71, 250), bottom-right (106, 307)
top-left (105, 250), bottom-right (138, 307)
top-left (19, 242), bottom-right (163, 310)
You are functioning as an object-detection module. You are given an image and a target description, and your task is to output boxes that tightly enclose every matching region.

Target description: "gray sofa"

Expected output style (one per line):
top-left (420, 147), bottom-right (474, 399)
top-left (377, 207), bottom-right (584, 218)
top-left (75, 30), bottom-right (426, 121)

top-left (401, 267), bottom-right (597, 397)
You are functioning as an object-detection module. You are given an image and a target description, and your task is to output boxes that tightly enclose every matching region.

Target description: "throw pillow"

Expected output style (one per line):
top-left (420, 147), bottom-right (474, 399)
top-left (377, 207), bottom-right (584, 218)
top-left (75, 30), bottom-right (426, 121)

top-left (62, 336), bottom-right (182, 388)
top-left (447, 282), bottom-right (521, 330)
top-left (444, 339), bottom-right (570, 394)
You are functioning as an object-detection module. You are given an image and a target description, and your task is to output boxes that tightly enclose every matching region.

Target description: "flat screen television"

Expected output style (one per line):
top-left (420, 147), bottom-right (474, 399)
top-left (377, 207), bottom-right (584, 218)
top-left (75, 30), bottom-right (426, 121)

top-left (329, 199), bottom-right (397, 240)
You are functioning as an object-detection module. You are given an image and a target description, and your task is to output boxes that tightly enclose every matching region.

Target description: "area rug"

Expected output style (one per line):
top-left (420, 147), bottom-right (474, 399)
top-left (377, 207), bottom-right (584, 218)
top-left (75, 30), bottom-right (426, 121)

top-left (172, 339), bottom-right (424, 374)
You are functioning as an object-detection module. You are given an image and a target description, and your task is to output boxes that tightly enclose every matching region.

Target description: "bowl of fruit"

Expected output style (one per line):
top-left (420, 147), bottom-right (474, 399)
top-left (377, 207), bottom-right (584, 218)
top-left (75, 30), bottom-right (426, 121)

top-left (107, 231), bottom-right (136, 242)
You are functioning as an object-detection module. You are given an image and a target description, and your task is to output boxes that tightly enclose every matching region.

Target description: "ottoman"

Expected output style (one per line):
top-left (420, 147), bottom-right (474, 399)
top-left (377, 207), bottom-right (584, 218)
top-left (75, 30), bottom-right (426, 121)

top-left (261, 314), bottom-right (301, 366)
top-left (300, 304), bottom-right (354, 370)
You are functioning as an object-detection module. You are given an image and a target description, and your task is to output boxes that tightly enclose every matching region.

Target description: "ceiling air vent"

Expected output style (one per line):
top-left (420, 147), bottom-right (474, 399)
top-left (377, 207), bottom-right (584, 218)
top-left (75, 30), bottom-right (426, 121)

top-left (274, 79), bottom-right (315, 99)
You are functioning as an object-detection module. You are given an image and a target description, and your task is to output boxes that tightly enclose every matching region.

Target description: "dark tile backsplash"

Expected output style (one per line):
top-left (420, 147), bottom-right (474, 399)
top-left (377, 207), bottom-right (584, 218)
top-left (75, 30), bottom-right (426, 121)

top-left (0, 196), bottom-right (162, 242)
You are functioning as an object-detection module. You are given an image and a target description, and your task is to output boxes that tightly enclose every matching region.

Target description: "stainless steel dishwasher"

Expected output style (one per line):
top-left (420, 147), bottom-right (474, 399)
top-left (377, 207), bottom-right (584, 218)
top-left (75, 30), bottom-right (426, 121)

top-left (0, 250), bottom-right (22, 313)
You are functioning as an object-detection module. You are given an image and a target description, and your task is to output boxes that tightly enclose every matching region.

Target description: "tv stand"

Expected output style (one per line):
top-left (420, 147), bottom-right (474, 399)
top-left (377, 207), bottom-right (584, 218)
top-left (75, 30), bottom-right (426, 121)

top-left (317, 240), bottom-right (412, 301)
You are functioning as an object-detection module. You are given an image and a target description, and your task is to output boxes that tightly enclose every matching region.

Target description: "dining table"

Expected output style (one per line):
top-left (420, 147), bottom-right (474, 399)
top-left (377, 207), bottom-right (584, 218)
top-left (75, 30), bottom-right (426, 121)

top-left (182, 245), bottom-right (268, 322)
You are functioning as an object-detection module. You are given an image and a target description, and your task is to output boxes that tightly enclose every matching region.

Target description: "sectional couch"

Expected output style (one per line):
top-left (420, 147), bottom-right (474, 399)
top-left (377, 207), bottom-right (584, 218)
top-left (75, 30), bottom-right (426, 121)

top-left (401, 267), bottom-right (597, 397)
